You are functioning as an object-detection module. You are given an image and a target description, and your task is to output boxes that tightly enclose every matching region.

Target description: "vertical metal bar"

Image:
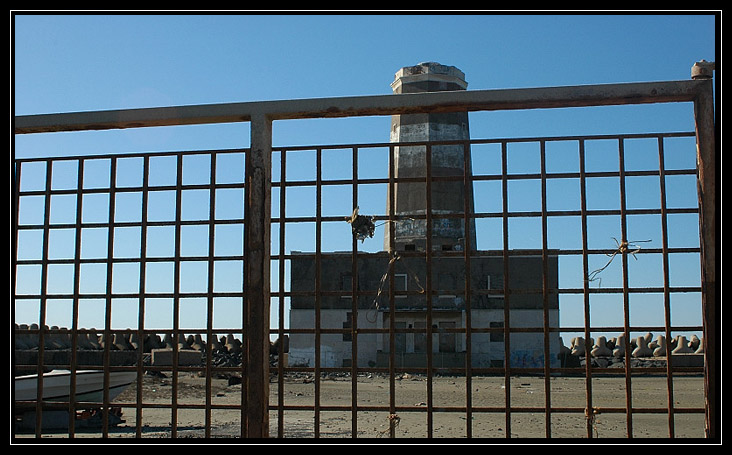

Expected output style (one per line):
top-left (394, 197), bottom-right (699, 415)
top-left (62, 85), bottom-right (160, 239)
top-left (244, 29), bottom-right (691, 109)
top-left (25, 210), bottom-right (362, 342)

top-left (277, 149), bottom-right (287, 438)
top-left (34, 160), bottom-right (52, 437)
top-left (388, 144), bottom-right (396, 439)
top-left (205, 152), bottom-right (217, 438)
top-left (582, 139), bottom-right (595, 438)
top-left (242, 221), bottom-right (249, 441)
top-left (245, 113), bottom-right (272, 438)
top-left (578, 139), bottom-right (593, 438)
top-left (171, 154), bottom-right (182, 438)
top-left (137, 155), bottom-right (150, 438)
top-left (462, 140), bottom-right (473, 438)
top-left (12, 161), bottom-right (22, 436)
top-left (539, 140), bottom-right (552, 438)
top-left (314, 147), bottom-right (322, 438)
top-left (692, 78), bottom-right (716, 440)
top-left (657, 137), bottom-right (675, 438)
top-left (691, 80), bottom-right (717, 440)
top-left (500, 141), bottom-right (511, 438)
top-left (11, 160), bottom-right (21, 366)
top-left (102, 157), bottom-right (118, 437)
top-left (424, 143), bottom-right (434, 438)
top-left (68, 159), bottom-right (84, 437)
top-left (618, 138), bottom-right (633, 438)
top-left (351, 145), bottom-right (359, 438)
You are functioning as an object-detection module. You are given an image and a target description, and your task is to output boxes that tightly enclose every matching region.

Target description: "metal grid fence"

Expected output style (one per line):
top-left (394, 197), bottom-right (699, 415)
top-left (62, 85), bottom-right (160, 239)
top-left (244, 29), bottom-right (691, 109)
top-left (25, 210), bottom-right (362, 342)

top-left (13, 148), bottom-right (251, 437)
top-left (269, 132), bottom-right (705, 438)
top-left (12, 75), bottom-right (717, 440)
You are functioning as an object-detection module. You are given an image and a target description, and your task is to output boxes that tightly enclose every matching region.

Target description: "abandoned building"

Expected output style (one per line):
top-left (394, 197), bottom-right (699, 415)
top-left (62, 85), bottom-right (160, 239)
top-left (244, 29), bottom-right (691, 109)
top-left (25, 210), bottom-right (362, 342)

top-left (288, 63), bottom-right (561, 369)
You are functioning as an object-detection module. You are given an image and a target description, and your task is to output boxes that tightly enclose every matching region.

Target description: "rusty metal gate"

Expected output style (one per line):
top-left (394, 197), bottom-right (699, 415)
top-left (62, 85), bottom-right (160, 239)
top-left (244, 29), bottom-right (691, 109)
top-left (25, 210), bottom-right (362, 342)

top-left (12, 65), bottom-right (716, 439)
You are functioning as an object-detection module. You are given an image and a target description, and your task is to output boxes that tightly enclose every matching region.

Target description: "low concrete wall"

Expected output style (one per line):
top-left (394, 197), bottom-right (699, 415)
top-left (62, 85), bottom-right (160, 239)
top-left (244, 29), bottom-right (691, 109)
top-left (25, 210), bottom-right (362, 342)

top-left (670, 353), bottom-right (705, 367)
top-left (150, 348), bottom-right (202, 366)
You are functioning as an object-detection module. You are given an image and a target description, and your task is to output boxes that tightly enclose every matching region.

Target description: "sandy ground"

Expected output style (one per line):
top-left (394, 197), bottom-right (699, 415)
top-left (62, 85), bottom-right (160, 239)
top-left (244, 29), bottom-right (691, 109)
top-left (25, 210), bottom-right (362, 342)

top-left (17, 370), bottom-right (706, 440)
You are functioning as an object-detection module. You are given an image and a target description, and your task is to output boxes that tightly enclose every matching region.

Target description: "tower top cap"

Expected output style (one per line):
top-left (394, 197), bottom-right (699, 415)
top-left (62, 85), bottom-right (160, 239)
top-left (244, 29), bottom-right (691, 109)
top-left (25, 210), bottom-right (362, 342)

top-left (391, 62), bottom-right (467, 91)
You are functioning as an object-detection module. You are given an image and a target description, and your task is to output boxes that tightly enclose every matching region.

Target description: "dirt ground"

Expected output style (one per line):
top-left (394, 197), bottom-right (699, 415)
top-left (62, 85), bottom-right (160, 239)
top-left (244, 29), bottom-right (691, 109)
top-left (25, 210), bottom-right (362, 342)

top-left (26, 370), bottom-right (705, 440)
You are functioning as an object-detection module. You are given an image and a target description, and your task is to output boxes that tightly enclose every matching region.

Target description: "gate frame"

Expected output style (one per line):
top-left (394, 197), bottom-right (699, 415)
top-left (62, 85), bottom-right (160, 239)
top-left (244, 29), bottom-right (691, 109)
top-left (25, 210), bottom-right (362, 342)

top-left (14, 67), bottom-right (717, 439)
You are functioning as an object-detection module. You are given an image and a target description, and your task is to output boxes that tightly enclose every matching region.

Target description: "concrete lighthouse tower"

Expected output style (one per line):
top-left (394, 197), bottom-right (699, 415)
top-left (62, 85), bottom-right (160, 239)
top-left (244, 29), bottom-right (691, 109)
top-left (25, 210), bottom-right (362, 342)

top-left (385, 62), bottom-right (477, 252)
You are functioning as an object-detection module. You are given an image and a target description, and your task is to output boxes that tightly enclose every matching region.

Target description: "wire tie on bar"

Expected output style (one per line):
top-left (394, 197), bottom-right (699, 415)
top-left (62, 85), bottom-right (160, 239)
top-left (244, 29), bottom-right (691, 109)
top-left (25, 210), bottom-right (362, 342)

top-left (587, 237), bottom-right (652, 287)
top-left (585, 406), bottom-right (601, 438)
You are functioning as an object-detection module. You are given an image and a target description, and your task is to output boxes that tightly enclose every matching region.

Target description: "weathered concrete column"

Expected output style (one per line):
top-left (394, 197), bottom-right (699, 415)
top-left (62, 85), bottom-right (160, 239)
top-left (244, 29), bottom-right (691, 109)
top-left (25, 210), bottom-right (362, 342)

top-left (385, 62), bottom-right (476, 252)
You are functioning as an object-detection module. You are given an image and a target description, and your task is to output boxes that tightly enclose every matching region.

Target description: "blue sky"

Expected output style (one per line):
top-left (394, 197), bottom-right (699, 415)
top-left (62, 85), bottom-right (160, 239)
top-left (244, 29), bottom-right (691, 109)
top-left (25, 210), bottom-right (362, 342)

top-left (13, 14), bottom-right (717, 148)
top-left (12, 13), bottom-right (718, 344)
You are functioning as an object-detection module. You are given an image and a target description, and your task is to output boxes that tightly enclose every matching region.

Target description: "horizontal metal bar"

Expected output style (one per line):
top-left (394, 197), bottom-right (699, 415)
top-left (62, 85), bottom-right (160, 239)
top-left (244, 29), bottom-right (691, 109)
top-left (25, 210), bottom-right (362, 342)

top-left (14, 80), bottom-right (705, 134)
top-left (262, 404), bottom-right (705, 414)
top-left (269, 131), bottom-right (696, 152)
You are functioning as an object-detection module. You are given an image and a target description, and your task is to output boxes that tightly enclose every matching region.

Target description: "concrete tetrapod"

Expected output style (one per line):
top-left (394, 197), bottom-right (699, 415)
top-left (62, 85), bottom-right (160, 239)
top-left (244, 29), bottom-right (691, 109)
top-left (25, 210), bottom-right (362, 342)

top-left (570, 337), bottom-right (586, 356)
top-left (632, 335), bottom-right (653, 357)
top-left (225, 334), bottom-right (242, 355)
top-left (591, 336), bottom-right (613, 357)
top-left (613, 334), bottom-right (627, 358)
top-left (672, 335), bottom-right (694, 354)
top-left (652, 335), bottom-right (667, 357)
top-left (191, 334), bottom-right (206, 351)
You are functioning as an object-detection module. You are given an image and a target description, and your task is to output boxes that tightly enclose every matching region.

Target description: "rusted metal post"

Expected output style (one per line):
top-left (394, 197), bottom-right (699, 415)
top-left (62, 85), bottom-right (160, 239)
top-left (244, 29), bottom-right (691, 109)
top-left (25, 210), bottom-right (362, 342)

top-left (691, 61), bottom-right (716, 440)
top-left (244, 113), bottom-right (272, 438)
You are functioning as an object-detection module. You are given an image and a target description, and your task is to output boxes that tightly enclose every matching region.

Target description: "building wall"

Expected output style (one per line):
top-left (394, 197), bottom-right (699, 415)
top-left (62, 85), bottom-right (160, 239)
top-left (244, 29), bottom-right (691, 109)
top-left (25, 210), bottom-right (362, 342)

top-left (288, 309), bottom-right (381, 368)
top-left (289, 252), bottom-right (559, 310)
top-left (288, 251), bottom-right (560, 368)
top-left (288, 308), bottom-right (560, 369)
